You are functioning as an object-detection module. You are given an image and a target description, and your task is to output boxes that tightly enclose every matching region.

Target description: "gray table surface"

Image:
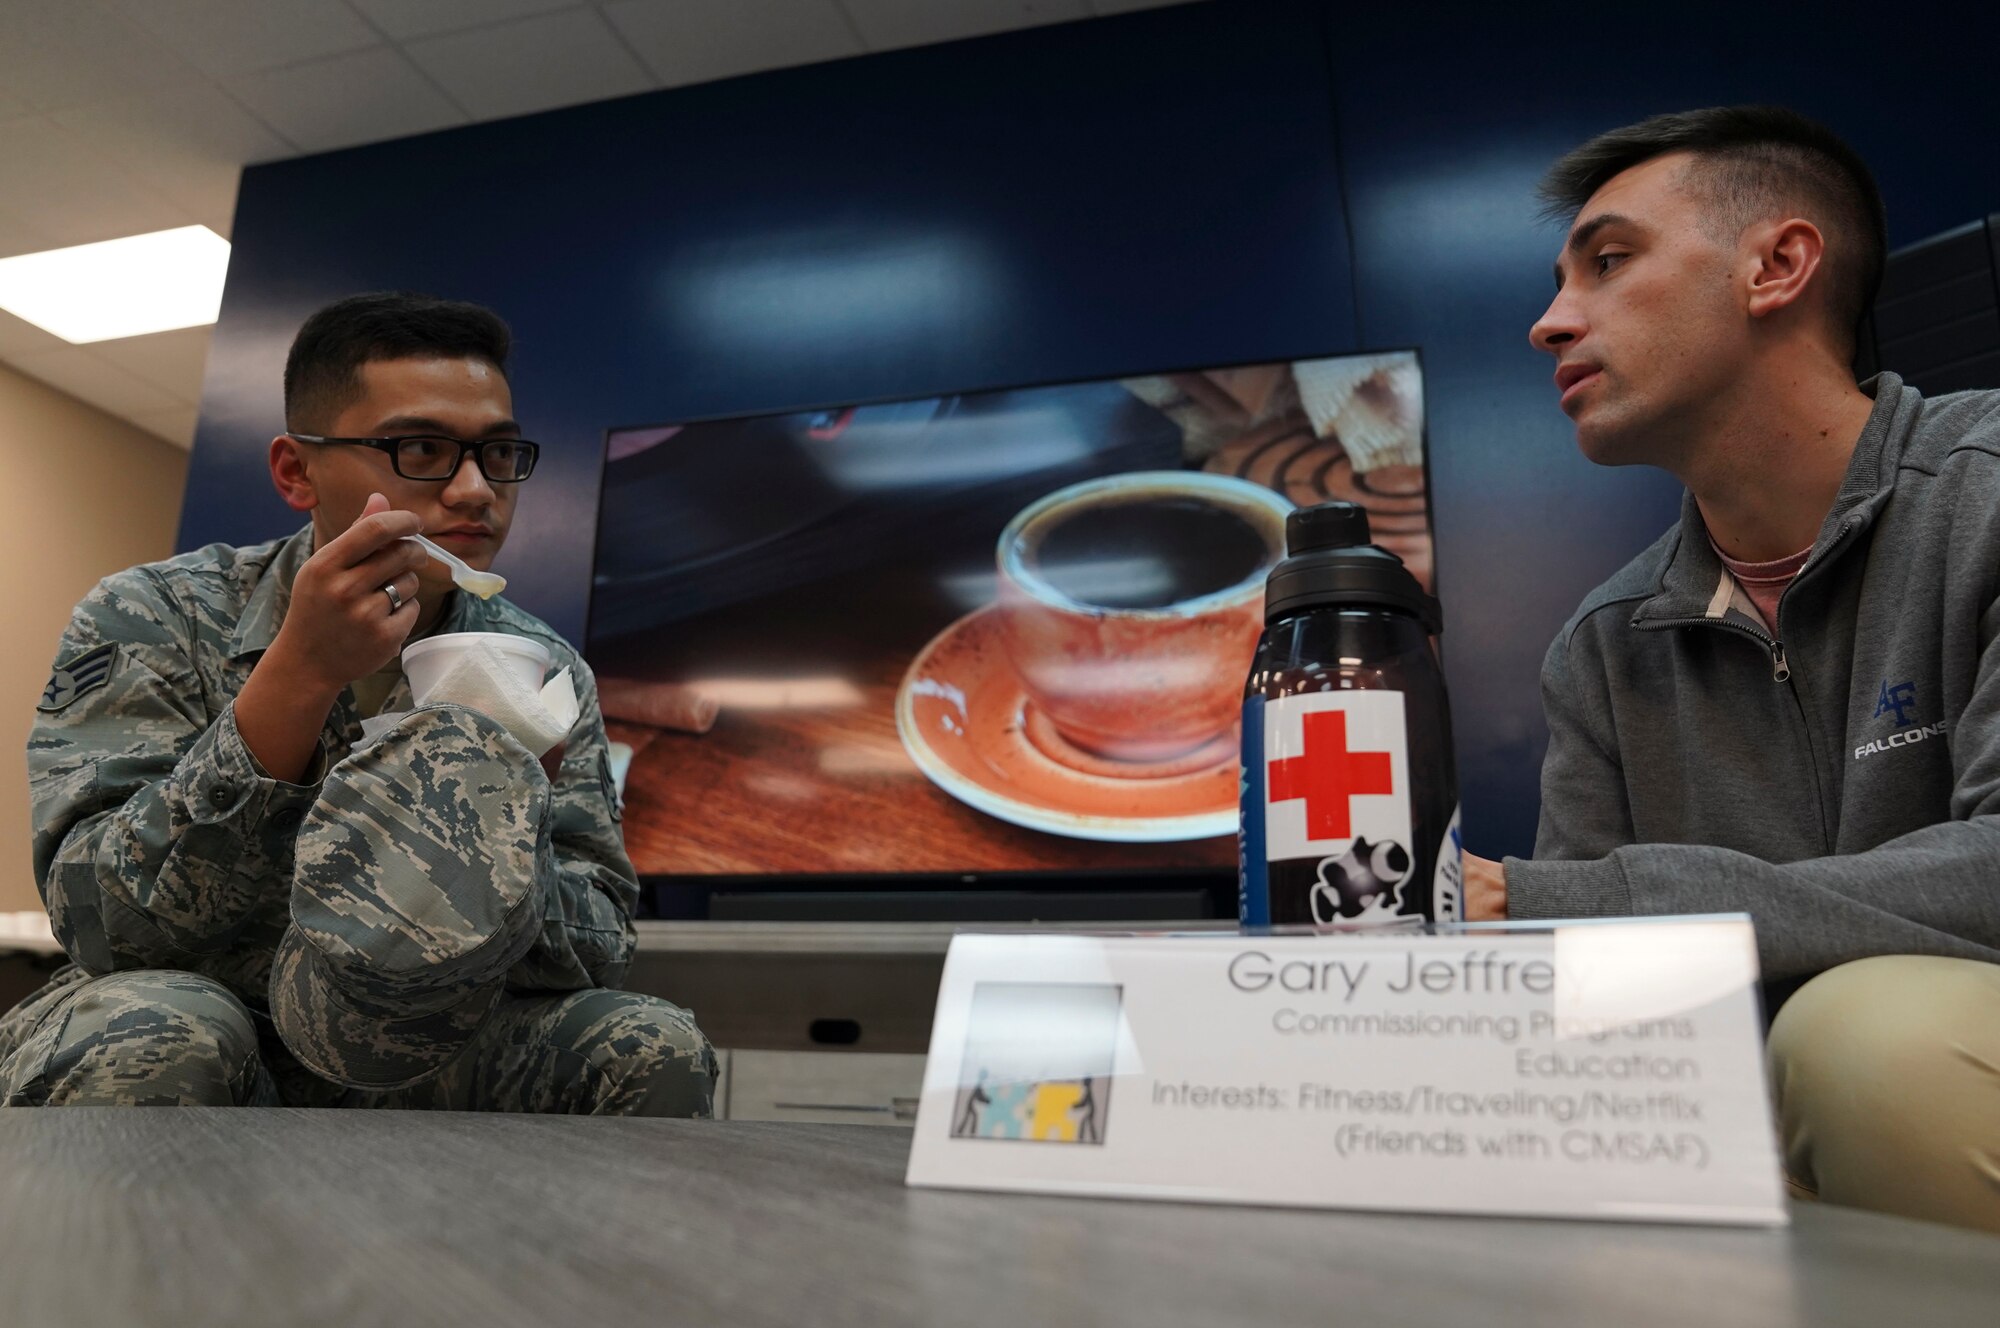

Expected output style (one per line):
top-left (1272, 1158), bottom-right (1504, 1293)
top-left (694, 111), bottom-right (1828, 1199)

top-left (0, 1111), bottom-right (1993, 1328)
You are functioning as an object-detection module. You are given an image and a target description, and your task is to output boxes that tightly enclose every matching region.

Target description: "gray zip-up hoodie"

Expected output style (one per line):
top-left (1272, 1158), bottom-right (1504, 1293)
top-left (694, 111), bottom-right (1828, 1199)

top-left (1505, 373), bottom-right (2000, 984)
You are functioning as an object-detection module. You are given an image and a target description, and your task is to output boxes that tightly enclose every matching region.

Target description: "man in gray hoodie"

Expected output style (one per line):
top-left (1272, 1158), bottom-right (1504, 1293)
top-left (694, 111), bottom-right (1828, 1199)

top-left (1462, 107), bottom-right (2000, 1233)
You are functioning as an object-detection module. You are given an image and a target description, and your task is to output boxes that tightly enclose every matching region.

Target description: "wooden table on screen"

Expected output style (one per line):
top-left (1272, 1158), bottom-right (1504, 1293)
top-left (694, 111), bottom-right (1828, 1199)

top-left (602, 557), bottom-right (1238, 877)
top-left (1, 1111), bottom-right (1995, 1328)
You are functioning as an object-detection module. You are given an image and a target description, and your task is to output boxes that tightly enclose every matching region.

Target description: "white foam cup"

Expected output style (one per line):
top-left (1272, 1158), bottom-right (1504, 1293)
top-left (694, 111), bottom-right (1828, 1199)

top-left (401, 632), bottom-right (551, 706)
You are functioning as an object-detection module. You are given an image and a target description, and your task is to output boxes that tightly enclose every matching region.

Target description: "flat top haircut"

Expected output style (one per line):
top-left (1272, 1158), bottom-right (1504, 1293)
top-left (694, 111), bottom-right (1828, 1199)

top-left (284, 292), bottom-right (512, 431)
top-left (1538, 106), bottom-right (1887, 357)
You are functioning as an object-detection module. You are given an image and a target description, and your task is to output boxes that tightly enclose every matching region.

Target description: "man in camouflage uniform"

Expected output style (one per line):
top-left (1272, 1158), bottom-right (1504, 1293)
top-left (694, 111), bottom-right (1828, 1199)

top-left (0, 293), bottom-right (716, 1112)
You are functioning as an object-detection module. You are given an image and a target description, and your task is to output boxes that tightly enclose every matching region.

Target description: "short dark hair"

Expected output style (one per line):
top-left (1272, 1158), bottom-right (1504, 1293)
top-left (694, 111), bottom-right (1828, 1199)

top-left (1538, 106), bottom-right (1887, 356)
top-left (283, 292), bottom-right (512, 430)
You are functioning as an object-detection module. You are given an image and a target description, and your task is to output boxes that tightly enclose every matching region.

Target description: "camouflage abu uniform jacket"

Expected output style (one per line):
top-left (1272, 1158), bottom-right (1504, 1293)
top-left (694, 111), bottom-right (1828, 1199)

top-left (26, 525), bottom-right (637, 1012)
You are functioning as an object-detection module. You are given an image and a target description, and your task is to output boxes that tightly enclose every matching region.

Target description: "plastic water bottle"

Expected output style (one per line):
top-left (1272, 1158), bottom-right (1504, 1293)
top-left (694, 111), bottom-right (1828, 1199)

top-left (1239, 502), bottom-right (1461, 927)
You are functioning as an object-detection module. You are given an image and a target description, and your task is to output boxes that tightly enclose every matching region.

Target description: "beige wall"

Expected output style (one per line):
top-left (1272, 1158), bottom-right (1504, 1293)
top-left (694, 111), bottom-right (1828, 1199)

top-left (0, 364), bottom-right (188, 913)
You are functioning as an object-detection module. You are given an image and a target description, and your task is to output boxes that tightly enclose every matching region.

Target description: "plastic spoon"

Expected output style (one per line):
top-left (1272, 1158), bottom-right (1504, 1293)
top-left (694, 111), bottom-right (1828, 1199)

top-left (406, 533), bottom-right (507, 600)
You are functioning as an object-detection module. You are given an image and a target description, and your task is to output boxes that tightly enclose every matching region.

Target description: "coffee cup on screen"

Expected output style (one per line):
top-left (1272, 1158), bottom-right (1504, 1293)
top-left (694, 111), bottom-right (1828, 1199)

top-left (995, 472), bottom-right (1292, 762)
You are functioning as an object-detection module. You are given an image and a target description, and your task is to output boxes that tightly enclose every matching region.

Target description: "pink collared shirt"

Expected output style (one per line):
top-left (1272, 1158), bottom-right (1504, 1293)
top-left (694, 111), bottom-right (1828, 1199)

top-left (1711, 539), bottom-right (1813, 632)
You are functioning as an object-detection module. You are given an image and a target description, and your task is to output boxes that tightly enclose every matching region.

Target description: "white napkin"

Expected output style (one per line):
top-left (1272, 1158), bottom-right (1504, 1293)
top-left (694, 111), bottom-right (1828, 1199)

top-left (410, 640), bottom-right (580, 757)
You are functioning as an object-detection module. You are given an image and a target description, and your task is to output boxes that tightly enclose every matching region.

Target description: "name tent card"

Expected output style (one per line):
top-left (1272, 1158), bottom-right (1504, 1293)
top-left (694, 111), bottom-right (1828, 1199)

top-left (905, 918), bottom-right (1787, 1225)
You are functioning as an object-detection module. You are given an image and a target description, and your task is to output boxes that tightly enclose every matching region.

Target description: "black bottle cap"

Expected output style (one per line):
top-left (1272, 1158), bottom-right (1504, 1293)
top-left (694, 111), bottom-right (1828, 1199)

top-left (1263, 501), bottom-right (1442, 632)
top-left (1285, 502), bottom-right (1374, 554)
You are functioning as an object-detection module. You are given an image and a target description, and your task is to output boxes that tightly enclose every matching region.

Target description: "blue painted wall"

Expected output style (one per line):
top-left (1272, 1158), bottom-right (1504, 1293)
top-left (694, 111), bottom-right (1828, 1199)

top-left (182, 0), bottom-right (2000, 859)
top-left (181, 0), bottom-right (1353, 638)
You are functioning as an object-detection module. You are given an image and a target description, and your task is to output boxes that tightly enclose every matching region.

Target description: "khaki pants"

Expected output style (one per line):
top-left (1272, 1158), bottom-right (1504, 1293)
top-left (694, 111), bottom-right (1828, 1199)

top-left (1767, 954), bottom-right (2000, 1233)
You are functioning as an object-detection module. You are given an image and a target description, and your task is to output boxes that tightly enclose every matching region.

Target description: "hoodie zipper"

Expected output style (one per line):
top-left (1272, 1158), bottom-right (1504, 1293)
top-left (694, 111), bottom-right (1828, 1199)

top-left (1633, 613), bottom-right (1789, 677)
top-left (1636, 613), bottom-right (1827, 850)
top-left (1627, 486), bottom-right (1881, 859)
top-left (1637, 510), bottom-right (1864, 666)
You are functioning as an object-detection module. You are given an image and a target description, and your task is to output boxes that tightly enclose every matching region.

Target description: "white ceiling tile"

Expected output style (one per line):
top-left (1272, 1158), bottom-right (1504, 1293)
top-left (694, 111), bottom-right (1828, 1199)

top-left (0, 205), bottom-right (64, 262)
top-left (83, 326), bottom-right (213, 403)
top-left (107, 0), bottom-right (380, 77)
top-left (126, 404), bottom-right (201, 449)
top-left (0, 309), bottom-right (70, 359)
top-left (227, 48), bottom-right (468, 153)
top-left (404, 9), bottom-right (651, 120)
top-left (348, 0), bottom-right (582, 41)
top-left (0, 117), bottom-right (194, 247)
top-left (10, 346), bottom-right (189, 417)
top-left (837, 0), bottom-right (1090, 49)
top-left (602, 0), bottom-right (863, 87)
top-left (0, 0), bottom-right (207, 111)
top-left (50, 83), bottom-right (293, 237)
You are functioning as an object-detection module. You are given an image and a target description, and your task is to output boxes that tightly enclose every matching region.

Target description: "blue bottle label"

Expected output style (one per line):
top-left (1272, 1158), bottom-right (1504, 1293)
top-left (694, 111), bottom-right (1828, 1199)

top-left (1238, 695), bottom-right (1270, 927)
top-left (1432, 805), bottom-right (1464, 923)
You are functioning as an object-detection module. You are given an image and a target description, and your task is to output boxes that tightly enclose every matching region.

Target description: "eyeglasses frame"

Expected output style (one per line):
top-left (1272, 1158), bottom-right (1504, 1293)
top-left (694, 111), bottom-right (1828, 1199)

top-left (285, 432), bottom-right (541, 483)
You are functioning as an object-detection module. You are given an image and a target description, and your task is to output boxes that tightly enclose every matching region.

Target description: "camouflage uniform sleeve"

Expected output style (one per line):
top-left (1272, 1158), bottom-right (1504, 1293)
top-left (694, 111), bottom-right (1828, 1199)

top-left (508, 652), bottom-right (640, 991)
top-left (28, 568), bottom-right (325, 973)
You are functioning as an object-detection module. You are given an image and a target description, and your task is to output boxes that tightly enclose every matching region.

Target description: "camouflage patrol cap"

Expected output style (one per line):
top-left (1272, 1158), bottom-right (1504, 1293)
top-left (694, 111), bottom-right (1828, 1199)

top-left (271, 704), bottom-right (550, 1089)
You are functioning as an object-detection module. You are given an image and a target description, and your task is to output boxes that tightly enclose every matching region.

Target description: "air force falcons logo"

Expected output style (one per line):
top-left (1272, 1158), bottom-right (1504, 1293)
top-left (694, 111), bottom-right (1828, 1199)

top-left (1873, 679), bottom-right (1917, 728)
top-left (38, 643), bottom-right (117, 713)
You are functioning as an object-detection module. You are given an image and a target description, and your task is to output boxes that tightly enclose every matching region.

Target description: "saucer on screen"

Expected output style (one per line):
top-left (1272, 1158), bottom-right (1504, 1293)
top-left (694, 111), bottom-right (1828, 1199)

top-left (895, 606), bottom-right (1239, 843)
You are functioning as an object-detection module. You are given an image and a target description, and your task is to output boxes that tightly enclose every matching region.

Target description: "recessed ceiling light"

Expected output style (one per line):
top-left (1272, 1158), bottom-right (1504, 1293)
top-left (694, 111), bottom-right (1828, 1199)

top-left (0, 226), bottom-right (230, 344)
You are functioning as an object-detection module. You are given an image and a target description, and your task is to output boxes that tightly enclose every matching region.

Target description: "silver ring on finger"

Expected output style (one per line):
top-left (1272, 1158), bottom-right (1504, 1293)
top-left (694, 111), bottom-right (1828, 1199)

top-left (382, 581), bottom-right (405, 613)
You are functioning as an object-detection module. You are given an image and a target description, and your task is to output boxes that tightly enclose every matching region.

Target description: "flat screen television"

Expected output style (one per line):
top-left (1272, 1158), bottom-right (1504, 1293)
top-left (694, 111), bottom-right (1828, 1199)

top-left (585, 351), bottom-right (1435, 919)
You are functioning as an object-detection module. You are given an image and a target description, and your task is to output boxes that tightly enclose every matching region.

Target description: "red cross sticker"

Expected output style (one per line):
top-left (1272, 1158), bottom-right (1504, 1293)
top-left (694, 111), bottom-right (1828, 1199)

top-left (1267, 709), bottom-right (1393, 841)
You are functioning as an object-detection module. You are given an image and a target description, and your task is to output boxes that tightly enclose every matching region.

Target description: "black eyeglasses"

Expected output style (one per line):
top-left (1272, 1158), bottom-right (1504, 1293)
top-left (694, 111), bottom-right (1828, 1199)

top-left (287, 433), bottom-right (540, 483)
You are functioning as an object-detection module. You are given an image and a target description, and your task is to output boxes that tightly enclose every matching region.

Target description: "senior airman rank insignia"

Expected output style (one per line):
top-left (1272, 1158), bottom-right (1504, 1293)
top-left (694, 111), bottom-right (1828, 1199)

top-left (39, 643), bottom-right (117, 713)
